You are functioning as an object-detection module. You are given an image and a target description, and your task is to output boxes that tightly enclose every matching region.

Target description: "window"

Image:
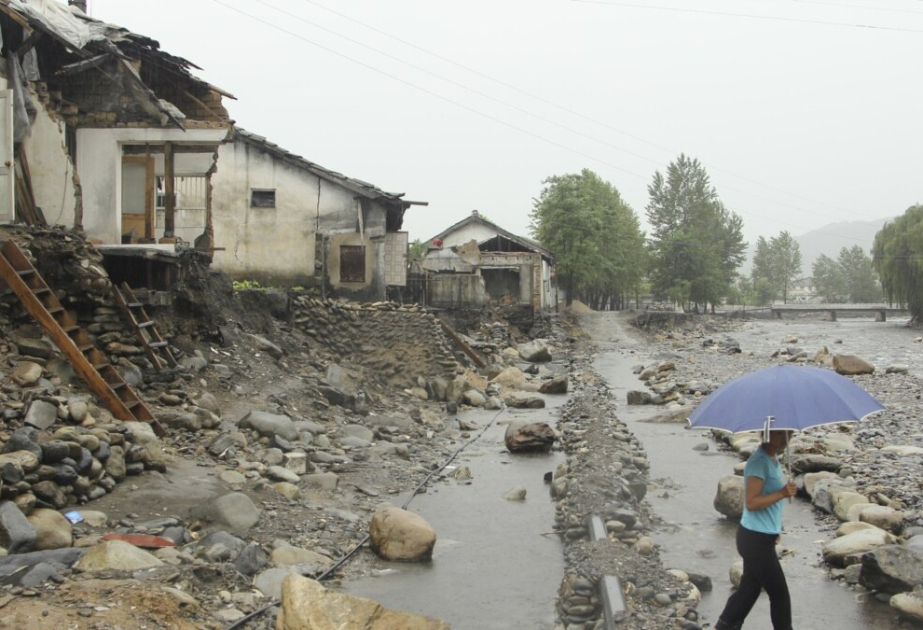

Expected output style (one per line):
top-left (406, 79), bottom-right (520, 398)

top-left (340, 245), bottom-right (366, 283)
top-left (250, 189), bottom-right (276, 208)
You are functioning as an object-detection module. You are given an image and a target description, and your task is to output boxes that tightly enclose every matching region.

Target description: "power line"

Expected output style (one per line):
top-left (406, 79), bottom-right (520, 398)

top-left (253, 0), bottom-right (863, 226)
top-left (570, 0), bottom-right (923, 33)
top-left (296, 0), bottom-right (883, 222)
top-left (791, 0), bottom-right (923, 16)
top-left (210, 0), bottom-right (649, 179)
top-left (208, 0), bottom-right (884, 246)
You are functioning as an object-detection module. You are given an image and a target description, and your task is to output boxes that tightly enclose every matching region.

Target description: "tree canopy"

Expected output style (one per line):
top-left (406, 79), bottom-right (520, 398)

top-left (530, 169), bottom-right (645, 309)
top-left (751, 231), bottom-right (802, 303)
top-left (872, 205), bottom-right (923, 321)
top-left (645, 154), bottom-right (746, 310)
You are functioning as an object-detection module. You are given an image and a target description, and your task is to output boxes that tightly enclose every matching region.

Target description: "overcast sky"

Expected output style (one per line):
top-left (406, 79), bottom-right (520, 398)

top-left (92, 0), bottom-right (922, 251)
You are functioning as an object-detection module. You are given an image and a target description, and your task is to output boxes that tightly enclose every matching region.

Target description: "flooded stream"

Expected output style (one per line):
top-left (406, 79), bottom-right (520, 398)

top-left (594, 312), bottom-right (917, 630)
top-left (343, 402), bottom-right (566, 629)
top-left (342, 313), bottom-right (919, 629)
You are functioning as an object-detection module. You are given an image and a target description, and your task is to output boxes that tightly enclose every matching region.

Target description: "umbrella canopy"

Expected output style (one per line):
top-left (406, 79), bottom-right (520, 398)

top-left (687, 364), bottom-right (885, 434)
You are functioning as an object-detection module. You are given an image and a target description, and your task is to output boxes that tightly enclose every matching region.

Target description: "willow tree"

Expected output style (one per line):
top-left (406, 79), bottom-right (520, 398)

top-left (872, 205), bottom-right (923, 321)
top-left (530, 169), bottom-right (644, 308)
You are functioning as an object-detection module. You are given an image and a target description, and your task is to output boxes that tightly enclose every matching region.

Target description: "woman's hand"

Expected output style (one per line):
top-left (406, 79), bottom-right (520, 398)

top-left (780, 481), bottom-right (797, 499)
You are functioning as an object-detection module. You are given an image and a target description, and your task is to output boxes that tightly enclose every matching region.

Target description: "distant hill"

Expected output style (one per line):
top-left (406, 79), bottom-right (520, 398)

top-left (794, 218), bottom-right (893, 277)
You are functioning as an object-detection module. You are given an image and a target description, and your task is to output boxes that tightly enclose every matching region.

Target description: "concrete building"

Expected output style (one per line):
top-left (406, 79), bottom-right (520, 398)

top-left (422, 210), bottom-right (557, 311)
top-left (0, 1), bottom-right (424, 300)
top-left (210, 129), bottom-right (425, 300)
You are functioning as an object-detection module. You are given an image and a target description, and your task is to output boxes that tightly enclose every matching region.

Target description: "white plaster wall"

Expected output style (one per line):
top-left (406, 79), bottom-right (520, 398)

top-left (75, 127), bottom-right (226, 244)
top-left (210, 140), bottom-right (391, 284)
top-left (440, 223), bottom-right (499, 248)
top-left (24, 106), bottom-right (75, 227)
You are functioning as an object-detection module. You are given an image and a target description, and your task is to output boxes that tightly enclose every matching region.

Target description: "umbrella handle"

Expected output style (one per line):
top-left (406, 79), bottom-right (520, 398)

top-left (786, 443), bottom-right (793, 504)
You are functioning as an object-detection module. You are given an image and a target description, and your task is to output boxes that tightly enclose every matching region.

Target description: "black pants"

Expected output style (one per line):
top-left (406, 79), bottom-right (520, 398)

top-left (718, 525), bottom-right (792, 630)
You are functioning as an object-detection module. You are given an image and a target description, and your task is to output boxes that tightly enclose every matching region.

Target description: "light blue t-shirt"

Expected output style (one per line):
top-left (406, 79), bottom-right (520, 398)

top-left (740, 445), bottom-right (786, 535)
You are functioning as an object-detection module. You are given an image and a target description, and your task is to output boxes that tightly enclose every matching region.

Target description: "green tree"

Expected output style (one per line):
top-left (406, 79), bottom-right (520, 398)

top-left (530, 169), bottom-right (644, 309)
top-left (872, 205), bottom-right (923, 321)
top-left (811, 254), bottom-right (847, 302)
top-left (408, 238), bottom-right (428, 262)
top-left (751, 231), bottom-right (802, 303)
top-left (838, 245), bottom-right (881, 303)
top-left (770, 231), bottom-right (802, 303)
top-left (645, 154), bottom-right (746, 311)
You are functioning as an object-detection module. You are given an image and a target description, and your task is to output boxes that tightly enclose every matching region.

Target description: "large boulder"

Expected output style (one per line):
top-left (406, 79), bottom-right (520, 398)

top-left (11, 362), bottom-right (43, 386)
top-left (0, 501), bottom-right (36, 553)
top-left (833, 491), bottom-right (872, 522)
top-left (860, 545), bottom-right (923, 594)
top-left (189, 492), bottom-right (261, 534)
top-left (860, 505), bottom-right (905, 533)
top-left (539, 375), bottom-right (568, 395)
top-left (369, 507), bottom-right (436, 562)
top-left (239, 411), bottom-right (298, 441)
top-left (27, 509), bottom-right (72, 550)
top-left (504, 420), bottom-right (555, 452)
top-left (891, 589), bottom-right (923, 624)
top-left (517, 340), bottom-right (552, 363)
top-left (75, 540), bottom-right (163, 572)
top-left (802, 471), bottom-right (840, 498)
top-left (823, 528), bottom-right (896, 567)
top-left (713, 475), bottom-right (744, 520)
top-left (792, 455), bottom-right (842, 474)
top-left (627, 391), bottom-right (652, 406)
top-left (270, 545), bottom-right (334, 575)
top-left (504, 393), bottom-right (545, 409)
top-left (276, 574), bottom-right (450, 630)
top-left (833, 355), bottom-right (875, 375)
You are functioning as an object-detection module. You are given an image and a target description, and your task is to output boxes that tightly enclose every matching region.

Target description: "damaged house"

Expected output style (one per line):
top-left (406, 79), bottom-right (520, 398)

top-left (209, 129), bottom-right (426, 301)
top-left (422, 210), bottom-right (558, 312)
top-left (0, 0), bottom-right (423, 301)
top-left (0, 0), bottom-right (231, 288)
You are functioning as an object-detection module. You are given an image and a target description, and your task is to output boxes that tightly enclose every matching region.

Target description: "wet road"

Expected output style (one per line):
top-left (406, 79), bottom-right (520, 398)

top-left (591, 312), bottom-right (908, 630)
top-left (343, 401), bottom-right (566, 629)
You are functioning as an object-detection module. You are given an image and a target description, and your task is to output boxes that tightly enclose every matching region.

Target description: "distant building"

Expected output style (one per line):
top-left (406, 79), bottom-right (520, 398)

top-left (788, 277), bottom-right (817, 303)
top-left (422, 210), bottom-right (557, 311)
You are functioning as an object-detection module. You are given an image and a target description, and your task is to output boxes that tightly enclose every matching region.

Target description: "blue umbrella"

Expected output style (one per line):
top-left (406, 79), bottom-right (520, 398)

top-left (687, 364), bottom-right (885, 438)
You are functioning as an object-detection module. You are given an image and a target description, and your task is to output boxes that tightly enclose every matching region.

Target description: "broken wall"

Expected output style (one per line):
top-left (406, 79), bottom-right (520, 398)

top-left (210, 138), bottom-right (393, 294)
top-left (76, 127), bottom-right (226, 244)
top-left (427, 273), bottom-right (488, 309)
top-left (26, 104), bottom-right (77, 226)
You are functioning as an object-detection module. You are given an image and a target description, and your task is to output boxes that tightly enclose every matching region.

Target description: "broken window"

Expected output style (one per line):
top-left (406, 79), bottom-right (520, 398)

top-left (250, 189), bottom-right (276, 208)
top-left (340, 245), bottom-right (366, 283)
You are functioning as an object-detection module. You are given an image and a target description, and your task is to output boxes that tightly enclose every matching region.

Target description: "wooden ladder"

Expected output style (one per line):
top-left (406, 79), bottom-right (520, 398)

top-left (112, 282), bottom-right (177, 370)
top-left (0, 240), bottom-right (165, 436)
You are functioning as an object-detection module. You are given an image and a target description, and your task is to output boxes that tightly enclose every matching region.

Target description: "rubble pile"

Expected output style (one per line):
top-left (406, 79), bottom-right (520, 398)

top-left (550, 330), bottom-right (702, 629)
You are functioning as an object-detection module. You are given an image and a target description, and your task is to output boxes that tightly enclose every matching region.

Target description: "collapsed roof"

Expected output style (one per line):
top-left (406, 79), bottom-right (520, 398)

top-left (0, 0), bottom-right (234, 128)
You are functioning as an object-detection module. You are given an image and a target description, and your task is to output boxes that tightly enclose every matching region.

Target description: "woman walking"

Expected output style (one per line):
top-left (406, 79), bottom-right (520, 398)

top-left (715, 429), bottom-right (798, 630)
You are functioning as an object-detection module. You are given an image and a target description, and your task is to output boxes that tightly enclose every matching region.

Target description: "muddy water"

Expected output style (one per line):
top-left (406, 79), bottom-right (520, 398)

top-left (343, 401), bottom-right (566, 630)
top-left (594, 313), bottom-right (913, 630)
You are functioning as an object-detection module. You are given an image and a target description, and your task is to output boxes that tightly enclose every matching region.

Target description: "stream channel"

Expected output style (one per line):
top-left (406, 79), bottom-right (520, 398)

top-left (343, 312), bottom-right (917, 629)
top-left (593, 312), bottom-right (914, 630)
top-left (343, 394), bottom-right (567, 629)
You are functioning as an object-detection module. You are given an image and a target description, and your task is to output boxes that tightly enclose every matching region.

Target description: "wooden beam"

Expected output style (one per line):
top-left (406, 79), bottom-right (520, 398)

top-left (56, 53), bottom-right (110, 77)
top-left (180, 88), bottom-right (224, 122)
top-left (122, 143), bottom-right (222, 155)
top-left (438, 319), bottom-right (486, 369)
top-left (163, 142), bottom-right (175, 238)
top-left (16, 29), bottom-right (43, 60)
